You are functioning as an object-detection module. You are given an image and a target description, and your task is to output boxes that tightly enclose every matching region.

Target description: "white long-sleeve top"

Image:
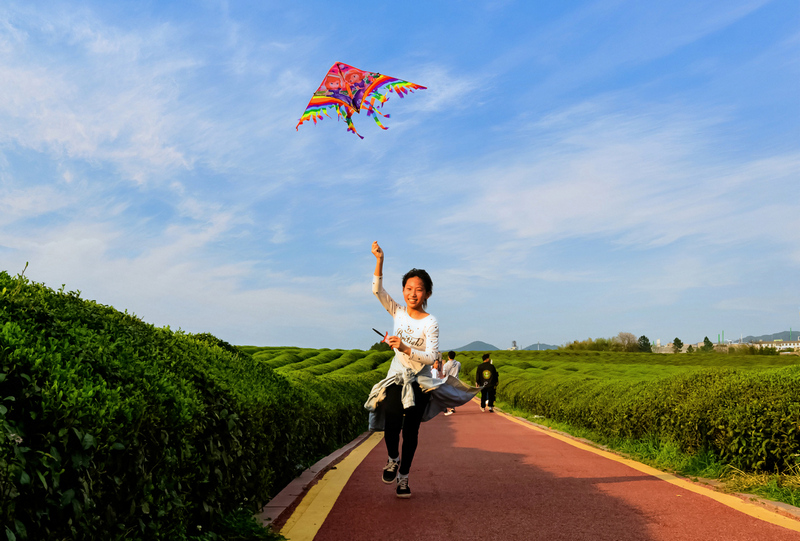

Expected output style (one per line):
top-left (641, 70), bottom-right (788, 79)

top-left (372, 274), bottom-right (440, 378)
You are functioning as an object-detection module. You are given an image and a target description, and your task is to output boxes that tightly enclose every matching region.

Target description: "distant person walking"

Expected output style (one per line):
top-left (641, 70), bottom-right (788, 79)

top-left (365, 241), bottom-right (479, 498)
top-left (442, 351), bottom-right (461, 415)
top-left (476, 353), bottom-right (498, 412)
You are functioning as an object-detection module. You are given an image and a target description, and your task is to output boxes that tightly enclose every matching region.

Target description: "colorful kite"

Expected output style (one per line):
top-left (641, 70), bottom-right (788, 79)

top-left (296, 62), bottom-right (426, 139)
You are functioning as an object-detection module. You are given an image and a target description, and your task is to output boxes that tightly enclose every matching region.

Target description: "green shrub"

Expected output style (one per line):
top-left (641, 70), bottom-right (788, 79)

top-left (0, 271), bottom-right (379, 540)
top-left (491, 351), bottom-right (800, 472)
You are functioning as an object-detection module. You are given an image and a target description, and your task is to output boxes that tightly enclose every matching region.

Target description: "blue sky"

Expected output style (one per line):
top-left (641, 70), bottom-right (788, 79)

top-left (1, 0), bottom-right (798, 349)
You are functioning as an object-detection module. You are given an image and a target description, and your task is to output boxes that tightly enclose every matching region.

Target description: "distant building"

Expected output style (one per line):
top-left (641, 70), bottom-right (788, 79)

top-left (652, 342), bottom-right (692, 354)
top-left (508, 340), bottom-right (518, 351)
top-left (650, 338), bottom-right (800, 354)
top-left (747, 339), bottom-right (800, 351)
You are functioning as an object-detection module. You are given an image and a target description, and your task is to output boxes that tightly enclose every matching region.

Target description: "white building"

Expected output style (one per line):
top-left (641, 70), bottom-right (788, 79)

top-left (752, 339), bottom-right (800, 351)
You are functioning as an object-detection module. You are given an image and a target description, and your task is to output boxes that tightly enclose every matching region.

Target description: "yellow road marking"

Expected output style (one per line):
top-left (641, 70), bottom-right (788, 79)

top-left (280, 431), bottom-right (383, 541)
top-left (499, 411), bottom-right (800, 532)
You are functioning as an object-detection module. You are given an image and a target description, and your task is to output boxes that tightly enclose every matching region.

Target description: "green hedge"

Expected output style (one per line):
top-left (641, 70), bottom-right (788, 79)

top-left (495, 361), bottom-right (800, 471)
top-left (0, 271), bottom-right (383, 540)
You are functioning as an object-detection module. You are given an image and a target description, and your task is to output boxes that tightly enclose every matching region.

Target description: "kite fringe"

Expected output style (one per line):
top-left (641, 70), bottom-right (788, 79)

top-left (340, 106), bottom-right (364, 139)
top-left (365, 98), bottom-right (390, 130)
top-left (296, 105), bottom-right (335, 130)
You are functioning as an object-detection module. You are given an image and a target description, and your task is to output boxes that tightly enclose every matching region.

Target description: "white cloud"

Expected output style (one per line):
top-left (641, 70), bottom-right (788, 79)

top-left (403, 63), bottom-right (483, 113)
top-left (434, 100), bottom-right (800, 257)
top-left (1, 216), bottom-right (369, 346)
top-left (510, 0), bottom-right (772, 86)
top-left (0, 13), bottom-right (196, 183)
top-left (0, 185), bottom-right (73, 226)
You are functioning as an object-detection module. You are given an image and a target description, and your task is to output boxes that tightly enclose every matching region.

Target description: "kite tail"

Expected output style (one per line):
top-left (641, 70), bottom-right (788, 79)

top-left (371, 114), bottom-right (388, 130)
top-left (343, 113), bottom-right (364, 139)
top-left (365, 98), bottom-right (390, 130)
top-left (331, 104), bottom-right (363, 138)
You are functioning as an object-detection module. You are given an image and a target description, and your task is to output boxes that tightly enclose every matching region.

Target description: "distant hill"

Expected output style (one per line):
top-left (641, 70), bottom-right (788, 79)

top-left (448, 341), bottom-right (560, 351)
top-left (522, 343), bottom-right (559, 351)
top-left (742, 330), bottom-right (800, 343)
top-left (451, 341), bottom-right (499, 351)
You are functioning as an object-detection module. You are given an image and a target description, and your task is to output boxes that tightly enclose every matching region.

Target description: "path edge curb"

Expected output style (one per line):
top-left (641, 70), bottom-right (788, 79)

top-left (255, 430), bottom-right (375, 531)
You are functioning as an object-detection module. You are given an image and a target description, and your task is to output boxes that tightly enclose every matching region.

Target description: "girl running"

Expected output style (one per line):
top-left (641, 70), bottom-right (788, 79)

top-left (365, 241), bottom-right (478, 498)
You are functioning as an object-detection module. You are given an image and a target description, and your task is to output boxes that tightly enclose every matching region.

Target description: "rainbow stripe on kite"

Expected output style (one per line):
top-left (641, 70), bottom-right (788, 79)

top-left (296, 62), bottom-right (426, 139)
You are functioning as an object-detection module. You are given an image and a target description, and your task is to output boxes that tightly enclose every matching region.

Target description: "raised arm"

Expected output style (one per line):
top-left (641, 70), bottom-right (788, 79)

top-left (372, 241), bottom-right (399, 317)
top-left (372, 241), bottom-right (384, 277)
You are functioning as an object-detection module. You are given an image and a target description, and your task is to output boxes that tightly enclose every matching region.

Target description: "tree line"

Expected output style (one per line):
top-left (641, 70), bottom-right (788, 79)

top-left (562, 333), bottom-right (781, 355)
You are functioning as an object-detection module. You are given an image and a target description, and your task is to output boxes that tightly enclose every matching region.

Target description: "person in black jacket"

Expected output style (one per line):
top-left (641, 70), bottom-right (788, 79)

top-left (475, 353), bottom-right (498, 412)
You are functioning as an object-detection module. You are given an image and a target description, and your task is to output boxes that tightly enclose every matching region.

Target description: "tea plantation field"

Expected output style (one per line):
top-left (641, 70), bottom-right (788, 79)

top-left (239, 346), bottom-right (800, 475)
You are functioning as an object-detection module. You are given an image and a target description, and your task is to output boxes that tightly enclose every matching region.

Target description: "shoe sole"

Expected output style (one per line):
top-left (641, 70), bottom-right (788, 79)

top-left (382, 475), bottom-right (396, 484)
top-left (396, 492), bottom-right (411, 499)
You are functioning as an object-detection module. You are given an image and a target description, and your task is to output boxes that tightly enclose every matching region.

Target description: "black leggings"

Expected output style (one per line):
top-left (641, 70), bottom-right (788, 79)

top-left (480, 386), bottom-right (496, 408)
top-left (383, 382), bottom-right (430, 475)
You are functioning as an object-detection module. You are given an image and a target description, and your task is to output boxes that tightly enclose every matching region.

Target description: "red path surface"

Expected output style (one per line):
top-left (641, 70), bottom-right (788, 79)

top-left (310, 401), bottom-right (800, 541)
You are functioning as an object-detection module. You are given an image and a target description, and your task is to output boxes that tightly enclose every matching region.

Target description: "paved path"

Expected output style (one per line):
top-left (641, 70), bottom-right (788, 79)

top-left (279, 400), bottom-right (800, 541)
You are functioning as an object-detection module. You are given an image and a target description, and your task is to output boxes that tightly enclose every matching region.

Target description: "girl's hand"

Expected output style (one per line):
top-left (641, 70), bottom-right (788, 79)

top-left (385, 335), bottom-right (408, 354)
top-left (372, 241), bottom-right (384, 277)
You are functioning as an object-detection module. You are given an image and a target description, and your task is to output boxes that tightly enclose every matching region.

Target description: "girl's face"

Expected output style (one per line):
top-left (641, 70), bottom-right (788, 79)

top-left (403, 276), bottom-right (430, 312)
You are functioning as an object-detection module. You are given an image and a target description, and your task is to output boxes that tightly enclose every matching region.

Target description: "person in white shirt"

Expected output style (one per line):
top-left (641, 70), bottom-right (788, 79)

top-left (442, 351), bottom-right (461, 415)
top-left (366, 241), bottom-right (480, 498)
top-left (370, 241), bottom-right (438, 498)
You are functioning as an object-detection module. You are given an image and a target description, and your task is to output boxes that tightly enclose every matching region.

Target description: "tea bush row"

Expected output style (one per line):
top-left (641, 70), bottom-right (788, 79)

top-left (454, 350), bottom-right (800, 472)
top-left (0, 271), bottom-right (387, 540)
top-left (242, 347), bottom-right (391, 379)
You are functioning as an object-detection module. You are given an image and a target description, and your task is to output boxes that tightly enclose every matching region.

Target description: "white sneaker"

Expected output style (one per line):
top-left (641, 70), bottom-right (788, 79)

top-left (444, 411), bottom-right (453, 416)
top-left (481, 407), bottom-right (485, 412)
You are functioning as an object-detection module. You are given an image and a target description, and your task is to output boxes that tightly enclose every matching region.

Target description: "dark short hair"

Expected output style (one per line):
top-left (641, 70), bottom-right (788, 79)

top-left (448, 351), bottom-right (456, 359)
top-left (482, 353), bottom-right (491, 361)
top-left (402, 268), bottom-right (433, 309)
